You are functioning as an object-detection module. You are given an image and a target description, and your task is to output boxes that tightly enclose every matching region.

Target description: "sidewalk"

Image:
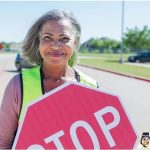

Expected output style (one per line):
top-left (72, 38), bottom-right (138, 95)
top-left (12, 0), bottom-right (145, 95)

top-left (125, 62), bottom-right (150, 68)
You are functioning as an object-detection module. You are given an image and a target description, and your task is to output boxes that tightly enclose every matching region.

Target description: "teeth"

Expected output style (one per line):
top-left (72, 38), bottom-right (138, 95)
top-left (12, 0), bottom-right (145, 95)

top-left (48, 52), bottom-right (64, 55)
top-left (49, 52), bottom-right (63, 54)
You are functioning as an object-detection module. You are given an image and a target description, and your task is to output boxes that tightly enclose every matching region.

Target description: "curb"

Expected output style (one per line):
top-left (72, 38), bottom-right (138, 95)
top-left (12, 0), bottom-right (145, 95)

top-left (78, 64), bottom-right (150, 83)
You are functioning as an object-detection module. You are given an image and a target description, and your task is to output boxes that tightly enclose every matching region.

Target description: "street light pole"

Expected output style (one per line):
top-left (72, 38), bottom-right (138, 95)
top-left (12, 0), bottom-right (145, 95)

top-left (120, 0), bottom-right (125, 64)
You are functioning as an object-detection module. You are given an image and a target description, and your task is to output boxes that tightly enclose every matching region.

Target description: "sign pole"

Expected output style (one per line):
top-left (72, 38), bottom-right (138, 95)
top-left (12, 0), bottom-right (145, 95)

top-left (120, 0), bottom-right (125, 64)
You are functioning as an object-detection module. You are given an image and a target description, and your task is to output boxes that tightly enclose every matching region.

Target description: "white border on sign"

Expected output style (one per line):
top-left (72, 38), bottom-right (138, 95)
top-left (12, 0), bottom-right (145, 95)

top-left (12, 81), bottom-right (138, 149)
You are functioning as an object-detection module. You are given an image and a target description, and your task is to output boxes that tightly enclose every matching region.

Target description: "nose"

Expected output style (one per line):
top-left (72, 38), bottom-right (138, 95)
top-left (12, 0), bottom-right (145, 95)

top-left (51, 40), bottom-right (61, 50)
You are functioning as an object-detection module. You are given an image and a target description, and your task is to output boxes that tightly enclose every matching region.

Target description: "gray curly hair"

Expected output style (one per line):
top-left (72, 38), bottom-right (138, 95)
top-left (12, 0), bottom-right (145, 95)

top-left (23, 9), bottom-right (81, 67)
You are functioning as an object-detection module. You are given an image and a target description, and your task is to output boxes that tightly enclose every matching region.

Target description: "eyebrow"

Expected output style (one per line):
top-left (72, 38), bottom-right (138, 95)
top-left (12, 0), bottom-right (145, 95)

top-left (43, 33), bottom-right (69, 37)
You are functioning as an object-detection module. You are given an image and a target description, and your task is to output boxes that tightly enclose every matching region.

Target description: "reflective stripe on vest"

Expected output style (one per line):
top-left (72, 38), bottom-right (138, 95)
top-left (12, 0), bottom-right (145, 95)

top-left (75, 69), bottom-right (98, 88)
top-left (19, 67), bottom-right (98, 122)
top-left (19, 67), bottom-right (42, 121)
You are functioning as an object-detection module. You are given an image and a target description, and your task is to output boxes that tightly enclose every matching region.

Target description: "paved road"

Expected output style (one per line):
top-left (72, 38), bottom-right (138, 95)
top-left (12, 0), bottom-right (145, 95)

top-left (1, 53), bottom-right (150, 148)
top-left (0, 53), bottom-right (18, 103)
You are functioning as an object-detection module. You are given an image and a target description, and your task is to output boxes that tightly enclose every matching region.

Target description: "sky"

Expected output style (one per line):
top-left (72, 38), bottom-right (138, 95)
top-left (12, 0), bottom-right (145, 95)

top-left (0, 1), bottom-right (150, 44)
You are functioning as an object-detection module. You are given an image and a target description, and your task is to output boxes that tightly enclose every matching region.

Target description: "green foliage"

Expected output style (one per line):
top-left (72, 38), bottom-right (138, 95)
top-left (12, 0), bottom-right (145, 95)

top-left (123, 26), bottom-right (150, 52)
top-left (79, 37), bottom-right (120, 53)
top-left (2, 41), bottom-right (11, 48)
top-left (79, 25), bottom-right (150, 54)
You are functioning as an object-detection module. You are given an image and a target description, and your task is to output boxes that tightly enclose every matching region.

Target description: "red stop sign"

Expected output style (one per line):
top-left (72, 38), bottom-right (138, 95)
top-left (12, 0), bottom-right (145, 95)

top-left (13, 82), bottom-right (137, 149)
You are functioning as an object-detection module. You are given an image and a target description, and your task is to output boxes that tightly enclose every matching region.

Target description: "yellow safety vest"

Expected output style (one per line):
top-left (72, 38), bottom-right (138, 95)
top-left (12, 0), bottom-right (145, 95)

top-left (19, 66), bottom-right (99, 121)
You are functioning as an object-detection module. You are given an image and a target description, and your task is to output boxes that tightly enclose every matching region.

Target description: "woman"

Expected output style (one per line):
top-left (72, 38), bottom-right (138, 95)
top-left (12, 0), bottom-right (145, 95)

top-left (0, 9), bottom-right (99, 148)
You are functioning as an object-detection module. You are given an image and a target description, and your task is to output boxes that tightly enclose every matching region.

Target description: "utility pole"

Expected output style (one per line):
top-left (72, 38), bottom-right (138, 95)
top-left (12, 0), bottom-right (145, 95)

top-left (120, 0), bottom-right (125, 64)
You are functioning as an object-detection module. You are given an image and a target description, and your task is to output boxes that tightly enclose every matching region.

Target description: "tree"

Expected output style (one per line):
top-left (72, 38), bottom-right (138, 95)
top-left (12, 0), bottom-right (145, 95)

top-left (79, 37), bottom-right (121, 53)
top-left (123, 26), bottom-right (150, 52)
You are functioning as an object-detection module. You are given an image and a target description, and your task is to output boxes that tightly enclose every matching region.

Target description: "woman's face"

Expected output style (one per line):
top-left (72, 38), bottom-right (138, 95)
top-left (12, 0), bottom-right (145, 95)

top-left (39, 19), bottom-right (77, 67)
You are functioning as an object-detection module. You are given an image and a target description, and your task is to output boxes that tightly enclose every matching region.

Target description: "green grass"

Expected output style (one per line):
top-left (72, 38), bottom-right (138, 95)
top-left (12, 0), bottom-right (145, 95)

top-left (78, 53), bottom-right (150, 79)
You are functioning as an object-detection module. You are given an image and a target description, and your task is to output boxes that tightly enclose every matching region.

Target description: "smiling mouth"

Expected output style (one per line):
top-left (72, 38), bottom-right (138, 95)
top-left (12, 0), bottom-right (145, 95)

top-left (48, 52), bottom-right (65, 57)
